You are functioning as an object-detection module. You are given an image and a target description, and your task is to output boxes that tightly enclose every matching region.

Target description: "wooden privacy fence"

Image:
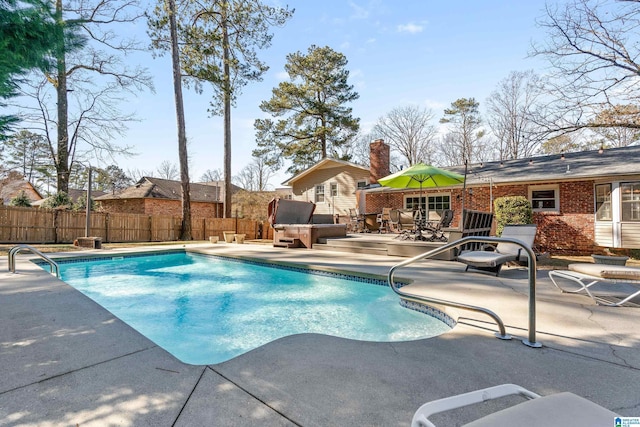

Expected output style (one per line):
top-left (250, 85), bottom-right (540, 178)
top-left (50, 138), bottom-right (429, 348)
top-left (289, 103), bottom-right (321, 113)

top-left (0, 206), bottom-right (273, 244)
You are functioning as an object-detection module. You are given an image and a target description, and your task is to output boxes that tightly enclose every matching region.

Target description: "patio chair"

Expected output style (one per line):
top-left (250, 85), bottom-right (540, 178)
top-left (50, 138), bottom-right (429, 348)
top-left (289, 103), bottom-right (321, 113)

top-left (376, 207), bottom-right (392, 233)
top-left (549, 263), bottom-right (640, 306)
top-left (411, 383), bottom-right (617, 427)
top-left (456, 224), bottom-right (537, 276)
top-left (348, 208), bottom-right (365, 233)
top-left (422, 209), bottom-right (454, 242)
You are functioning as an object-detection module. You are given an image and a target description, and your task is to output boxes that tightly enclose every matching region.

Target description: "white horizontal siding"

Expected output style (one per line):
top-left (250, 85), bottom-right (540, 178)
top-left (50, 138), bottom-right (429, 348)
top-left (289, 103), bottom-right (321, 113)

top-left (594, 222), bottom-right (613, 247)
top-left (621, 222), bottom-right (640, 248)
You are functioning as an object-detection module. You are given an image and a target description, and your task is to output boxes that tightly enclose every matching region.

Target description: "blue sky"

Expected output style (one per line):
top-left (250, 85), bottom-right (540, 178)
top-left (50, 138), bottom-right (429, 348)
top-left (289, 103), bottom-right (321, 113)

top-left (120, 0), bottom-right (551, 187)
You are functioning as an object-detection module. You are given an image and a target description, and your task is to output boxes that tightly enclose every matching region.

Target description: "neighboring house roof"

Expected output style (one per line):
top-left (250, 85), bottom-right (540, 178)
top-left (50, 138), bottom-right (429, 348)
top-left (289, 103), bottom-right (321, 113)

top-left (282, 158), bottom-right (369, 186)
top-left (455, 145), bottom-right (640, 186)
top-left (0, 179), bottom-right (43, 204)
top-left (95, 177), bottom-right (240, 202)
top-left (31, 188), bottom-right (107, 207)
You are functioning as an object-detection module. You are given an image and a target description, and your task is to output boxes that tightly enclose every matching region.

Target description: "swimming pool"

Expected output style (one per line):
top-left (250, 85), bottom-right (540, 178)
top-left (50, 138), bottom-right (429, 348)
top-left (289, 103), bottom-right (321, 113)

top-left (54, 251), bottom-right (452, 364)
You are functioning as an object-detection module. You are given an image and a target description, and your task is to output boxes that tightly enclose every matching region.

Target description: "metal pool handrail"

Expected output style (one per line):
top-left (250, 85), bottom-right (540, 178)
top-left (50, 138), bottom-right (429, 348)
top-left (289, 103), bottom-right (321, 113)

top-left (8, 244), bottom-right (60, 278)
top-left (388, 236), bottom-right (541, 348)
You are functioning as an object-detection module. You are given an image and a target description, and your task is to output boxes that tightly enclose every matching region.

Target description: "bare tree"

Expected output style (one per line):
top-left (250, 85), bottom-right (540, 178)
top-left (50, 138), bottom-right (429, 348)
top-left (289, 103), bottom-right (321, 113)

top-left (127, 168), bottom-right (153, 182)
top-left (373, 105), bottom-right (437, 166)
top-left (156, 160), bottom-right (179, 180)
top-left (200, 168), bottom-right (223, 182)
top-left (233, 157), bottom-right (274, 191)
top-left (590, 104), bottom-right (640, 147)
top-left (532, 0), bottom-right (640, 134)
top-left (15, 0), bottom-right (153, 194)
top-left (486, 70), bottom-right (546, 160)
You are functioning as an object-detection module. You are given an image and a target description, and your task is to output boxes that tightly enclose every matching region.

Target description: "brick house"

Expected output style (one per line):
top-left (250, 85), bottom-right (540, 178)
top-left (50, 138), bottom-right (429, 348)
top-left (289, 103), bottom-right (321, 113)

top-left (96, 177), bottom-right (238, 218)
top-left (281, 139), bottom-right (390, 218)
top-left (365, 145), bottom-right (640, 255)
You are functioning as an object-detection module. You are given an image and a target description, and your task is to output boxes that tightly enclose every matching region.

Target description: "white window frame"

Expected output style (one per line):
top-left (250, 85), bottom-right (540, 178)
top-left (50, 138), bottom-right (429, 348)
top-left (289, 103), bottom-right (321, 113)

top-left (529, 184), bottom-right (559, 212)
top-left (330, 182), bottom-right (338, 197)
top-left (621, 181), bottom-right (640, 222)
top-left (595, 183), bottom-right (612, 221)
top-left (404, 193), bottom-right (451, 215)
top-left (315, 184), bottom-right (325, 203)
top-left (356, 180), bottom-right (368, 189)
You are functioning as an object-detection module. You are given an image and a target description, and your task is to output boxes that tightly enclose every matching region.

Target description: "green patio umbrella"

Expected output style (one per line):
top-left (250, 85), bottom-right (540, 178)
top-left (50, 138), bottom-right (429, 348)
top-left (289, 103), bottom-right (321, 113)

top-left (377, 163), bottom-right (465, 197)
top-left (378, 163), bottom-right (465, 234)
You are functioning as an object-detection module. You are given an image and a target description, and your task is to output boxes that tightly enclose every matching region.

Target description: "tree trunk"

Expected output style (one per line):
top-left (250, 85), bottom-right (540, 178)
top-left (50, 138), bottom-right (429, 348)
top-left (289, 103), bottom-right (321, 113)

top-left (168, 0), bottom-right (192, 240)
top-left (222, 3), bottom-right (232, 219)
top-left (55, 0), bottom-right (69, 193)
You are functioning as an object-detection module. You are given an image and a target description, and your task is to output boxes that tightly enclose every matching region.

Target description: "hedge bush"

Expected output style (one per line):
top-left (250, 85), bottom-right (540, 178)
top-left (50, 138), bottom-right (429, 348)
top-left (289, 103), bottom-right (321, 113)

top-left (493, 195), bottom-right (533, 236)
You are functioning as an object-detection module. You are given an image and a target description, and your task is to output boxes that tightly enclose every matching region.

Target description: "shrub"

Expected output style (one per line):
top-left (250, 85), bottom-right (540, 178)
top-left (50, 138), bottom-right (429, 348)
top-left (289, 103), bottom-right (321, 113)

top-left (493, 196), bottom-right (533, 236)
top-left (9, 191), bottom-right (32, 207)
top-left (42, 191), bottom-right (72, 209)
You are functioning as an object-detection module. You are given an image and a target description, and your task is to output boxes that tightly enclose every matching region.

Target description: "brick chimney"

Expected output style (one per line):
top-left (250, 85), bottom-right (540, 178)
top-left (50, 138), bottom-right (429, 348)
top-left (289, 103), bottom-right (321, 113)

top-left (369, 139), bottom-right (390, 184)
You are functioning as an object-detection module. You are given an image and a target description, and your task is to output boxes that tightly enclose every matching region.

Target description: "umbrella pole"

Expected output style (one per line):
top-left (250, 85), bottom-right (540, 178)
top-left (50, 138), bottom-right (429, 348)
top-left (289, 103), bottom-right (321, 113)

top-left (461, 160), bottom-right (468, 217)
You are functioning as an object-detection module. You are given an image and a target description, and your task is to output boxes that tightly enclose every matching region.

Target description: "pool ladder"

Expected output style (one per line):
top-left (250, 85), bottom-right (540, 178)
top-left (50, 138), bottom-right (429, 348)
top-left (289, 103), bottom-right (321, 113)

top-left (8, 244), bottom-right (60, 278)
top-left (388, 236), bottom-right (541, 348)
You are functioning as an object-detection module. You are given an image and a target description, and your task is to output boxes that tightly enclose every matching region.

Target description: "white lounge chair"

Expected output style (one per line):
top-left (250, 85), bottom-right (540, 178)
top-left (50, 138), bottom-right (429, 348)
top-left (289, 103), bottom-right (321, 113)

top-left (456, 225), bottom-right (537, 276)
top-left (411, 383), bottom-right (617, 427)
top-left (549, 263), bottom-right (640, 306)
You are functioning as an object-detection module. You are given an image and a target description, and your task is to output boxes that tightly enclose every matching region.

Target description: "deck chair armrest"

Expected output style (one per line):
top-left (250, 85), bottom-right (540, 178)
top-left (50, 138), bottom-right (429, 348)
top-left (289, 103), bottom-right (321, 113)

top-left (411, 384), bottom-right (540, 427)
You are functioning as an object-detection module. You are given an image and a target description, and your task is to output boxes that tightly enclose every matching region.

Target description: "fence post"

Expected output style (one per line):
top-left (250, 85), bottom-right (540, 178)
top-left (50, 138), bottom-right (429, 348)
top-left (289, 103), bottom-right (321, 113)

top-left (105, 213), bottom-right (110, 243)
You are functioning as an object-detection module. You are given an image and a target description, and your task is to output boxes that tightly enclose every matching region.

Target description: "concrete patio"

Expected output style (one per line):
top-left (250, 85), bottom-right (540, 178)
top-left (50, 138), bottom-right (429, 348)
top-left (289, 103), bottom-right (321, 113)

top-left (1, 243), bottom-right (639, 426)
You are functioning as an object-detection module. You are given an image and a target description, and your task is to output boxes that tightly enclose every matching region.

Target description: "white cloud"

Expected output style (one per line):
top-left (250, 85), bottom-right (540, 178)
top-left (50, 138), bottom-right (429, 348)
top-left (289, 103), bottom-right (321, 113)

top-left (340, 41), bottom-right (351, 50)
top-left (397, 22), bottom-right (424, 34)
top-left (366, 38), bottom-right (376, 44)
top-left (424, 99), bottom-right (446, 111)
top-left (349, 1), bottom-right (370, 19)
top-left (275, 71), bottom-right (289, 81)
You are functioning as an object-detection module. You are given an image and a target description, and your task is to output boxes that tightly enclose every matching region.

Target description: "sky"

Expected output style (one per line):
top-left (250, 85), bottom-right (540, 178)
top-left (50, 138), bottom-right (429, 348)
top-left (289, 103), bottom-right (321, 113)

top-left (116, 0), bottom-right (552, 188)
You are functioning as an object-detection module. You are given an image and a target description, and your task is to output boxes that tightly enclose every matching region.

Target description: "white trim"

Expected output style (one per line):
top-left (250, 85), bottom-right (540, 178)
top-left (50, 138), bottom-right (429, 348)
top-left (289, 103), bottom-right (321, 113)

top-left (612, 182), bottom-right (621, 247)
top-left (314, 184), bottom-right (326, 203)
top-left (529, 184), bottom-right (559, 212)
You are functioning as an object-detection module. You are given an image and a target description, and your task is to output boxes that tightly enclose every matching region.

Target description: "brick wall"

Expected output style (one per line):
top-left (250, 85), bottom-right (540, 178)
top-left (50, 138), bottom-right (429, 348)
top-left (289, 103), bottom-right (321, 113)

top-left (366, 179), bottom-right (598, 255)
top-left (369, 139), bottom-right (390, 185)
top-left (98, 198), bottom-right (222, 219)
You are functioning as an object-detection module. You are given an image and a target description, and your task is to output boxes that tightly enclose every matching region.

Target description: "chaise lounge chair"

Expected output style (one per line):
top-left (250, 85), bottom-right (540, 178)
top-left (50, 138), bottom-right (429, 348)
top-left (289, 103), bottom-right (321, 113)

top-left (411, 383), bottom-right (617, 427)
top-left (456, 224), bottom-right (537, 276)
top-left (549, 263), bottom-right (640, 306)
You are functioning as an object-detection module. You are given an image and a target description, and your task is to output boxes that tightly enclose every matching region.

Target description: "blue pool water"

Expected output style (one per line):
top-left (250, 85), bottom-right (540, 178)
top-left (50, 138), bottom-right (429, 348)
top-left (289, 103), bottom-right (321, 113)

top-left (56, 251), bottom-right (451, 364)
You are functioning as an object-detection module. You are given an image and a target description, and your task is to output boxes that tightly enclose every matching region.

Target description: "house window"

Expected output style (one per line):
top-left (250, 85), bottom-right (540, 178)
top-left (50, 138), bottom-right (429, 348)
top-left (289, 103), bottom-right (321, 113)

top-left (529, 185), bottom-right (559, 212)
top-left (404, 195), bottom-right (450, 214)
top-left (621, 181), bottom-right (640, 221)
top-left (330, 183), bottom-right (338, 197)
top-left (405, 196), bottom-right (425, 211)
top-left (428, 195), bottom-right (451, 213)
top-left (595, 184), bottom-right (612, 221)
top-left (357, 180), bottom-right (367, 189)
top-left (315, 185), bottom-right (325, 203)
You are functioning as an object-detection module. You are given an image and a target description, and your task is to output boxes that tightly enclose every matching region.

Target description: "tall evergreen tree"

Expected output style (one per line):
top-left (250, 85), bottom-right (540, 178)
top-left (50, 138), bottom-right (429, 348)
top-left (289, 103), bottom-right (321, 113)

top-left (439, 98), bottom-right (486, 165)
top-left (149, 0), bottom-right (293, 218)
top-left (253, 45), bottom-right (360, 175)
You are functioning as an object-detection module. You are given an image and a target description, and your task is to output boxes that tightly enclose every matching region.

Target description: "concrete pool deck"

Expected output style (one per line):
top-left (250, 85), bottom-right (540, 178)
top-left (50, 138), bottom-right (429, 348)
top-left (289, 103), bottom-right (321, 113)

top-left (1, 243), bottom-right (639, 426)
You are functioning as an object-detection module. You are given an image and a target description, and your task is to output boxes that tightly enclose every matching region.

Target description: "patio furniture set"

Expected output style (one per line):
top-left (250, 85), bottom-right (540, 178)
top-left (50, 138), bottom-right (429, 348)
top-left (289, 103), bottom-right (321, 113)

top-left (349, 207), bottom-right (454, 242)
